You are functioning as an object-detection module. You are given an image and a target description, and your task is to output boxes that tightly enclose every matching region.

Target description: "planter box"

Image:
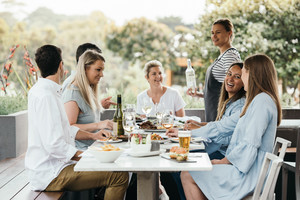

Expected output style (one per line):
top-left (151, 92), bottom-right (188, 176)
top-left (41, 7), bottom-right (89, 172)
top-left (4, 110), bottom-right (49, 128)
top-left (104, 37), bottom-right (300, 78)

top-left (0, 110), bottom-right (28, 161)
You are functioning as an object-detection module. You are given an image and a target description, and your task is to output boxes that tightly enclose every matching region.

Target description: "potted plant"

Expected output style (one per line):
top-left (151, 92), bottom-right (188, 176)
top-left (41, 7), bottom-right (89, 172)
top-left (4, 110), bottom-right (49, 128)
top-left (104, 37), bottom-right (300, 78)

top-left (0, 45), bottom-right (36, 161)
top-left (0, 95), bottom-right (28, 160)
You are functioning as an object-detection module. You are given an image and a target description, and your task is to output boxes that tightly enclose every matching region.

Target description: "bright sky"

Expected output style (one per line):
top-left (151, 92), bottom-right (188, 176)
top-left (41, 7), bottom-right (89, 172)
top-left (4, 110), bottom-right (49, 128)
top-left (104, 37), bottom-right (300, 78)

top-left (0, 0), bottom-right (206, 25)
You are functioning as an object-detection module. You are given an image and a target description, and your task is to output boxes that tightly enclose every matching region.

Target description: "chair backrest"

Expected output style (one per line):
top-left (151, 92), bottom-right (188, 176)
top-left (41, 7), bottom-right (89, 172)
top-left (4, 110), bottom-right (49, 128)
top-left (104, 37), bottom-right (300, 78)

top-left (272, 137), bottom-right (291, 159)
top-left (269, 137), bottom-right (291, 199)
top-left (252, 152), bottom-right (283, 200)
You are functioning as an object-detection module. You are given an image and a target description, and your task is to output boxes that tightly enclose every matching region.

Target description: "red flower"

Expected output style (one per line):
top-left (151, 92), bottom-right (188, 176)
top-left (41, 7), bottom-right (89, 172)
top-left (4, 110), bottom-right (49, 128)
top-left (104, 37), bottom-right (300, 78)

top-left (6, 83), bottom-right (10, 86)
top-left (1, 87), bottom-right (4, 91)
top-left (2, 74), bottom-right (8, 79)
top-left (5, 64), bottom-right (11, 71)
top-left (9, 53), bottom-right (14, 58)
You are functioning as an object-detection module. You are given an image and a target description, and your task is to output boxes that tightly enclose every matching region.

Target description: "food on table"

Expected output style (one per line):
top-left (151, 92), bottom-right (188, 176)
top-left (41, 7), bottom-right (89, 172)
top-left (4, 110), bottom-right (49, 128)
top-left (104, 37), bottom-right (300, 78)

top-left (169, 146), bottom-right (188, 161)
top-left (117, 135), bottom-right (128, 141)
top-left (139, 121), bottom-right (157, 129)
top-left (99, 136), bottom-right (118, 142)
top-left (151, 133), bottom-right (163, 140)
top-left (176, 147), bottom-right (188, 161)
top-left (135, 115), bottom-right (143, 121)
top-left (169, 146), bottom-right (180, 159)
top-left (99, 144), bottom-right (120, 151)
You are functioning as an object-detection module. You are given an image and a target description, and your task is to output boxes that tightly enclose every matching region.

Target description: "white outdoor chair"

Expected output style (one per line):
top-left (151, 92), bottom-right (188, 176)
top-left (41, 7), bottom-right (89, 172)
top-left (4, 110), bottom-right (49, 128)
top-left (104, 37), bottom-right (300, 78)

top-left (243, 153), bottom-right (283, 200)
top-left (243, 137), bottom-right (291, 200)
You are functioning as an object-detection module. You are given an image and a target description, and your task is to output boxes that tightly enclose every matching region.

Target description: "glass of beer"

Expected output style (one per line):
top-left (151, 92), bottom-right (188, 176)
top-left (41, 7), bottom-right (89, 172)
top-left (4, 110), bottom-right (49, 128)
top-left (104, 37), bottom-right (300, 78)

top-left (178, 131), bottom-right (191, 152)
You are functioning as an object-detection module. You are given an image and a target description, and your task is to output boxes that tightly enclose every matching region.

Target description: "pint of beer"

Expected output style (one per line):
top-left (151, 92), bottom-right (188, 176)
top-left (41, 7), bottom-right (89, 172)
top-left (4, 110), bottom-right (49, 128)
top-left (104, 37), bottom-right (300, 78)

top-left (178, 131), bottom-right (191, 152)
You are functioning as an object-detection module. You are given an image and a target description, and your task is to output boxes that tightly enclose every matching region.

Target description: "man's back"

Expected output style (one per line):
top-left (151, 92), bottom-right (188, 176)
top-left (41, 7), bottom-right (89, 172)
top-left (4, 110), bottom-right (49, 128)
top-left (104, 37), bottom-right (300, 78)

top-left (25, 78), bottom-right (78, 191)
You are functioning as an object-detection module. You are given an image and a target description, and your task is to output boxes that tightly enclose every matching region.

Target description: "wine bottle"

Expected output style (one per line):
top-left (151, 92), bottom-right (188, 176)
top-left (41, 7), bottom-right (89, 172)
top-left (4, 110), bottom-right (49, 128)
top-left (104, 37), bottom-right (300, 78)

top-left (113, 94), bottom-right (124, 136)
top-left (185, 59), bottom-right (197, 90)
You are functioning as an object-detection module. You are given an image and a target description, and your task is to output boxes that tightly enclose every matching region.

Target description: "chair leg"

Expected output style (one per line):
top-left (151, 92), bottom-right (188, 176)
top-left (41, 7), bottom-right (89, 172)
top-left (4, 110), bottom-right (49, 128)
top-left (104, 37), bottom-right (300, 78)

top-left (296, 171), bottom-right (300, 200)
top-left (282, 167), bottom-right (288, 200)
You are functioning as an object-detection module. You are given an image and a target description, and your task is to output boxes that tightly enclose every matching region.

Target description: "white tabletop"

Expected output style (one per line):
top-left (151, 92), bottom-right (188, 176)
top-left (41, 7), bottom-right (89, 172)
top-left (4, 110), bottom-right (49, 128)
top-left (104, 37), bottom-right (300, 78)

top-left (279, 119), bottom-right (300, 128)
top-left (74, 151), bottom-right (212, 172)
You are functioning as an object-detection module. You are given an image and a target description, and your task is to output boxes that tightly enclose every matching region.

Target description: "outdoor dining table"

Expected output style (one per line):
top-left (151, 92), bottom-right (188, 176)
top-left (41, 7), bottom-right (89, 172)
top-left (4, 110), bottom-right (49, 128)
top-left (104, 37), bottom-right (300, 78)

top-left (74, 140), bottom-right (212, 200)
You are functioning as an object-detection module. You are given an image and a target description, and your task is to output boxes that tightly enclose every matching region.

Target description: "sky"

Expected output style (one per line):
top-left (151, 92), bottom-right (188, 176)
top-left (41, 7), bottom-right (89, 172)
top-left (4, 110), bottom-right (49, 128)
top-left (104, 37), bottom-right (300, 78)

top-left (0, 0), bottom-right (206, 25)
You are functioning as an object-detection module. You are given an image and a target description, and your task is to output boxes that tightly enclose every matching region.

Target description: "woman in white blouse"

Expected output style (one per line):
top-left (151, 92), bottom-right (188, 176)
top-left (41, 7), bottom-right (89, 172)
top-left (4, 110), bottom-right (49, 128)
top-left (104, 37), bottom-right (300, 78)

top-left (136, 60), bottom-right (186, 117)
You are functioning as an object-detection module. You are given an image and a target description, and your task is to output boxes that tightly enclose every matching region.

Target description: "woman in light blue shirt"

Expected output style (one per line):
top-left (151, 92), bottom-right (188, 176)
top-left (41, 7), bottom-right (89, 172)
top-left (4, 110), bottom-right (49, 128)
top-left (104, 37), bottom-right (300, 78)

top-left (167, 62), bottom-right (245, 159)
top-left (181, 54), bottom-right (282, 200)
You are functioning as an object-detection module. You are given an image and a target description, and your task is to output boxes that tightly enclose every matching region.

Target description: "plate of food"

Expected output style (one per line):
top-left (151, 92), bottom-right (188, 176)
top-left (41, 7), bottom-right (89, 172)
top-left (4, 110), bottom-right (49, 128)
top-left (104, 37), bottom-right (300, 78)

top-left (97, 137), bottom-right (123, 143)
top-left (160, 147), bottom-right (196, 163)
top-left (151, 133), bottom-right (169, 143)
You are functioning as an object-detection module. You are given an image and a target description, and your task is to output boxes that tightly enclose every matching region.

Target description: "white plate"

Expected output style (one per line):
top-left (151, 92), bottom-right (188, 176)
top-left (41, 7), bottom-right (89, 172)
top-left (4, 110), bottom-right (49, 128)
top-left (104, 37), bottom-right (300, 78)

top-left (170, 138), bottom-right (197, 143)
top-left (160, 153), bottom-right (197, 163)
top-left (144, 129), bottom-right (166, 132)
top-left (128, 150), bottom-right (163, 157)
top-left (97, 139), bottom-right (123, 143)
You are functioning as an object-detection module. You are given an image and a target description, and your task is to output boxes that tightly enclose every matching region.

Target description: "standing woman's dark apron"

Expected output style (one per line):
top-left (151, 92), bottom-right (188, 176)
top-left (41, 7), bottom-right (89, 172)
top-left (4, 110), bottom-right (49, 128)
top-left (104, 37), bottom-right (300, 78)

top-left (203, 48), bottom-right (235, 122)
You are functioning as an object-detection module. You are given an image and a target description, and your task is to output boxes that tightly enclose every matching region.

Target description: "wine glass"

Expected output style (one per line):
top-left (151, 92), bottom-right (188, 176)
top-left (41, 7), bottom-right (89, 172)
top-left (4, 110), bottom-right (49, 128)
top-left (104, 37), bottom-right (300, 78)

top-left (123, 112), bottom-right (136, 145)
top-left (125, 104), bottom-right (136, 113)
top-left (161, 110), bottom-right (174, 130)
top-left (142, 98), bottom-right (152, 119)
top-left (154, 103), bottom-right (165, 127)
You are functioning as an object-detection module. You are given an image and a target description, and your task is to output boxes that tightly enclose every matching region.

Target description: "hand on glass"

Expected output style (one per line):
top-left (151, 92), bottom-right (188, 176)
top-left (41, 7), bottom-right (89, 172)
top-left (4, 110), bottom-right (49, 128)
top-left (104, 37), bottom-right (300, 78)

top-left (97, 120), bottom-right (113, 130)
top-left (165, 128), bottom-right (178, 138)
top-left (101, 96), bottom-right (117, 109)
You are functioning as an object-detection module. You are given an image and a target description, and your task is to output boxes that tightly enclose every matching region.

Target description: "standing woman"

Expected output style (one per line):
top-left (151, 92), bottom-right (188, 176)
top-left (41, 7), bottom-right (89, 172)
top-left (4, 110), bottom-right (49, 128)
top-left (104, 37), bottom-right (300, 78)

top-left (181, 54), bottom-right (282, 200)
top-left (188, 18), bottom-right (241, 122)
top-left (63, 50), bottom-right (112, 150)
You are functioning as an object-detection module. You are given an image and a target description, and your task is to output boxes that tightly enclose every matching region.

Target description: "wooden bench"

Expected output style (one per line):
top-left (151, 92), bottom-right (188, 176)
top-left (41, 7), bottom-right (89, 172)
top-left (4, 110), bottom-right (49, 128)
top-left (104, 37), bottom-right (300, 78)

top-left (0, 154), bottom-right (64, 200)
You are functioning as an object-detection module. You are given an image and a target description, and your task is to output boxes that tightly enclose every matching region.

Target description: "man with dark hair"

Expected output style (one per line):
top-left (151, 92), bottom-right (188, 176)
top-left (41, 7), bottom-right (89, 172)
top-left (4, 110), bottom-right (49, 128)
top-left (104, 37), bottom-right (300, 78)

top-left (62, 43), bottom-right (116, 108)
top-left (25, 44), bottom-right (128, 199)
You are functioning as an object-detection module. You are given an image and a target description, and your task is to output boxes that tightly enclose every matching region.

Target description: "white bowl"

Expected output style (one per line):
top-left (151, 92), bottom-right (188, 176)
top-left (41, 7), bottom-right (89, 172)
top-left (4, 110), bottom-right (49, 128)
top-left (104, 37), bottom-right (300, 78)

top-left (130, 144), bottom-right (151, 153)
top-left (88, 146), bottom-right (124, 163)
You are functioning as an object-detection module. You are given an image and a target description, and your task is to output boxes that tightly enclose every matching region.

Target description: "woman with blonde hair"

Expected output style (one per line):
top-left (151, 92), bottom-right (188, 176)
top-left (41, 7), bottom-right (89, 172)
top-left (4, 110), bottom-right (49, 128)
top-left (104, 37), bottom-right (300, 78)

top-left (137, 60), bottom-right (186, 117)
top-left (63, 50), bottom-right (112, 150)
top-left (181, 54), bottom-right (281, 200)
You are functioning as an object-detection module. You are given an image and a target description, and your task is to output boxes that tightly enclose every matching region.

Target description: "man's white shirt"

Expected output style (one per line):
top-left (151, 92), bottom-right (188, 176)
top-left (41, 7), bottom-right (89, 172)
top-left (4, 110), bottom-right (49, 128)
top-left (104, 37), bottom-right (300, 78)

top-left (25, 78), bottom-right (79, 191)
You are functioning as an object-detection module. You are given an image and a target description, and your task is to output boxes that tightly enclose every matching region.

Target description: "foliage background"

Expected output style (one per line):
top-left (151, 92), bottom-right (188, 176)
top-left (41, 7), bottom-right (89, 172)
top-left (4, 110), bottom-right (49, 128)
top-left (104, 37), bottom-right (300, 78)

top-left (0, 0), bottom-right (299, 114)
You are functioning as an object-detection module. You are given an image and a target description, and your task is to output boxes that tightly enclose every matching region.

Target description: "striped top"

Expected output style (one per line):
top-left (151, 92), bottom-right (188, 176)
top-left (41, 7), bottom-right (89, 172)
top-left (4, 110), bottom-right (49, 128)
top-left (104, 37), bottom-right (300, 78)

top-left (212, 48), bottom-right (241, 83)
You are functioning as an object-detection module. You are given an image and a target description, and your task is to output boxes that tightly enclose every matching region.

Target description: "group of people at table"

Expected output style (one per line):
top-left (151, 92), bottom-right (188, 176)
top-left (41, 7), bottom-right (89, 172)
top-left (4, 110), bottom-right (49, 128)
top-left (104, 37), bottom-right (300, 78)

top-left (25, 18), bottom-right (282, 200)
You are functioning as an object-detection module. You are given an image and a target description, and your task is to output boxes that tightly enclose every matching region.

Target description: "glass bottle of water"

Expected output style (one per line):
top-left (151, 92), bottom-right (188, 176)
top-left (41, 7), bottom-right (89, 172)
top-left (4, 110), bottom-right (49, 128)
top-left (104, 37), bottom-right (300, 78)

top-left (185, 59), bottom-right (196, 90)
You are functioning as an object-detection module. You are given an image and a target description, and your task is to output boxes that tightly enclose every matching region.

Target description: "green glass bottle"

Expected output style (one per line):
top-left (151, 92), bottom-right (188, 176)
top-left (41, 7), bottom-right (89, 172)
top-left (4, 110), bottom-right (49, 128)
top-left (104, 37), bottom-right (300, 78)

top-left (113, 94), bottom-right (124, 136)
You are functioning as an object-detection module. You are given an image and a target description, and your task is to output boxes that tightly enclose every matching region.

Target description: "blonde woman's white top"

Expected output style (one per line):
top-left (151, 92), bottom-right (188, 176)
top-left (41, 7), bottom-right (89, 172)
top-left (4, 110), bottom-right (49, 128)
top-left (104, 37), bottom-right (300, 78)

top-left (136, 87), bottom-right (186, 117)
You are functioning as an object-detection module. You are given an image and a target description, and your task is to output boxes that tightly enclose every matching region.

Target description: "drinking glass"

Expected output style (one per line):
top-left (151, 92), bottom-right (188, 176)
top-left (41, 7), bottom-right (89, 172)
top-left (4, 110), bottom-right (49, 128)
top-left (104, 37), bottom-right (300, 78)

top-left (154, 103), bottom-right (165, 126)
top-left (125, 104), bottom-right (136, 113)
top-left (178, 131), bottom-right (191, 152)
top-left (161, 110), bottom-right (174, 130)
top-left (142, 98), bottom-right (152, 119)
top-left (123, 112), bottom-right (136, 145)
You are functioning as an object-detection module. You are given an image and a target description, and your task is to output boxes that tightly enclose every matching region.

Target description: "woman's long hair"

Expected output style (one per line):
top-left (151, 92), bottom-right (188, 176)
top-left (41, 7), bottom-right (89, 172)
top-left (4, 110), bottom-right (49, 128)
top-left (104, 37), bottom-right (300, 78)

top-left (240, 54), bottom-right (282, 126)
top-left (216, 62), bottom-right (245, 121)
top-left (73, 50), bottom-right (105, 111)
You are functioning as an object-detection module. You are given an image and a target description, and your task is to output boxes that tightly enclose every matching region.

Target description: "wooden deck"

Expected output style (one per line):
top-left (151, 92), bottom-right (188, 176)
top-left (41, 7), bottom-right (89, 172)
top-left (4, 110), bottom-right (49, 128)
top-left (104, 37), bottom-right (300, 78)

top-left (0, 154), bottom-right (64, 200)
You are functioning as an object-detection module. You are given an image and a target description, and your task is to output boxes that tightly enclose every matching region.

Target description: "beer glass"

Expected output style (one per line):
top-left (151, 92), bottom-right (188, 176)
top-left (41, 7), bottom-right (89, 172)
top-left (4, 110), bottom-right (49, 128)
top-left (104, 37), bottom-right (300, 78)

top-left (178, 131), bottom-right (191, 152)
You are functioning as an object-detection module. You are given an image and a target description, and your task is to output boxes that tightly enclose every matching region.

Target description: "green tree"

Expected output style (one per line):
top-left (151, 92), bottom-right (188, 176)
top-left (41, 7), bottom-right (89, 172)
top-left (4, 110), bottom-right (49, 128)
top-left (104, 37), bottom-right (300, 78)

top-left (106, 17), bottom-right (176, 69)
top-left (188, 0), bottom-right (300, 94)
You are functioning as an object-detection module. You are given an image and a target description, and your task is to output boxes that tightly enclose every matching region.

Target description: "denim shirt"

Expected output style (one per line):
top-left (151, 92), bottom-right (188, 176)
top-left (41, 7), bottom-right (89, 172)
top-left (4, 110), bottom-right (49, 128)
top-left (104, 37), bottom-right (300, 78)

top-left (191, 97), bottom-right (245, 155)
